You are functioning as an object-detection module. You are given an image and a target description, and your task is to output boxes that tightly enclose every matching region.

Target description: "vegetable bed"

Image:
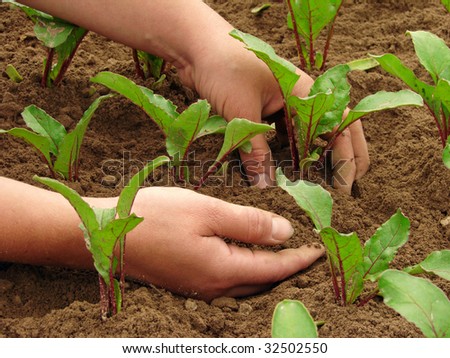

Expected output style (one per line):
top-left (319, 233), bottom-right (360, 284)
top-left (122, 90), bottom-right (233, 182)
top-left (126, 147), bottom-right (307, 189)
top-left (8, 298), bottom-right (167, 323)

top-left (0, 0), bottom-right (449, 337)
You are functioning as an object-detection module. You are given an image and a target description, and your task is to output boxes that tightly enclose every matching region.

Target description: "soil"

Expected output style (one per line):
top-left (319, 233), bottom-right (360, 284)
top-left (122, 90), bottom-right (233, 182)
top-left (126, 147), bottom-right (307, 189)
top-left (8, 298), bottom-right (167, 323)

top-left (0, 0), bottom-right (449, 338)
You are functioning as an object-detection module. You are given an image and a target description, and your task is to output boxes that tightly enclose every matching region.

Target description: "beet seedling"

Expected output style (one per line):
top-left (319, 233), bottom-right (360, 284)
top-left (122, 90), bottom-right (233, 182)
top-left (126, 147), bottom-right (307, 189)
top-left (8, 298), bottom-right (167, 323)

top-left (91, 71), bottom-right (273, 186)
top-left (285, 0), bottom-right (343, 71)
top-left (276, 169), bottom-right (450, 337)
top-left (4, 0), bottom-right (88, 87)
top-left (272, 300), bottom-right (318, 338)
top-left (0, 95), bottom-right (113, 181)
top-left (372, 31), bottom-right (450, 169)
top-left (132, 49), bottom-right (166, 85)
top-left (34, 156), bottom-right (169, 319)
top-left (231, 29), bottom-right (423, 173)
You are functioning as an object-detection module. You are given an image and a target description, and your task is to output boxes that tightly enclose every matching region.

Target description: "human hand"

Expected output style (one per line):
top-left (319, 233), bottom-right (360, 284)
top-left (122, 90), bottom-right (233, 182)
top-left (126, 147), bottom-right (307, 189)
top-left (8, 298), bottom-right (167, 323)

top-left (122, 187), bottom-right (325, 301)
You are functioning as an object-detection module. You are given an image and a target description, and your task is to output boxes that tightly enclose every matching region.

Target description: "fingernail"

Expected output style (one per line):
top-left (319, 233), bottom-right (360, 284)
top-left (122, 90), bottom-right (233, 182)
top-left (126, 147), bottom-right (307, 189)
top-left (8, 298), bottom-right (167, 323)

top-left (271, 217), bottom-right (294, 242)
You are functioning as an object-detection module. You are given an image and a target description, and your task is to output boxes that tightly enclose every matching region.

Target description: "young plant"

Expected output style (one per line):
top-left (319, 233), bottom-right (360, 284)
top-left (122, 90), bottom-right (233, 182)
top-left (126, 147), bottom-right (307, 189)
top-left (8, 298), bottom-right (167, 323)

top-left (230, 29), bottom-right (423, 173)
top-left (5, 64), bottom-right (23, 83)
top-left (276, 169), bottom-right (450, 337)
top-left (34, 156), bottom-right (170, 319)
top-left (91, 71), bottom-right (273, 186)
top-left (0, 94), bottom-right (113, 181)
top-left (285, 0), bottom-right (343, 71)
top-left (372, 31), bottom-right (450, 169)
top-left (442, 0), bottom-right (450, 12)
top-left (272, 300), bottom-right (318, 338)
top-left (132, 49), bottom-right (166, 85)
top-left (5, 0), bottom-right (88, 87)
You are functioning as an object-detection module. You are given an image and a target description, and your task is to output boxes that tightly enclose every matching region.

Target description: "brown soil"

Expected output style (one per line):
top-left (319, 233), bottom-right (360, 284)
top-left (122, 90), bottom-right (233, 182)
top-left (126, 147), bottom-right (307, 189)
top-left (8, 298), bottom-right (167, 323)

top-left (1, 0), bottom-right (449, 338)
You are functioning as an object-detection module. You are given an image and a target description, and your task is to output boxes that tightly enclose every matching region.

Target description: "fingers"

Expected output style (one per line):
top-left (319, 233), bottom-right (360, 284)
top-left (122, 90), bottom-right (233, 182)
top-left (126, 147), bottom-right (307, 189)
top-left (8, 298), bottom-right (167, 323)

top-left (201, 196), bottom-right (294, 245)
top-left (348, 120), bottom-right (370, 180)
top-left (238, 134), bottom-right (276, 189)
top-left (330, 128), bottom-right (356, 194)
top-left (219, 244), bottom-right (325, 298)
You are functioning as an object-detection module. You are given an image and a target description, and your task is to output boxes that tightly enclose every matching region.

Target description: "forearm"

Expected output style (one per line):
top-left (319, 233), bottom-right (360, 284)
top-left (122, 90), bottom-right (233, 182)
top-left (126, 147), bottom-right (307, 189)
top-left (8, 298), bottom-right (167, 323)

top-left (0, 177), bottom-right (113, 269)
top-left (17, 0), bottom-right (232, 74)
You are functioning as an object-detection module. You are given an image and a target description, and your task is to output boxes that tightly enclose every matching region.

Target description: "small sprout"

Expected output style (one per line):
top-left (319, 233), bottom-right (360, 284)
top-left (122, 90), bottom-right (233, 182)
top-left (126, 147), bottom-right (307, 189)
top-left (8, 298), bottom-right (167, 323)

top-left (0, 95), bottom-right (113, 181)
top-left (132, 49), bottom-right (166, 82)
top-left (34, 156), bottom-right (170, 319)
top-left (91, 71), bottom-right (271, 186)
top-left (286, 0), bottom-right (343, 71)
top-left (372, 31), bottom-right (450, 168)
top-left (251, 3), bottom-right (271, 15)
top-left (231, 30), bottom-right (423, 174)
top-left (444, 136), bottom-right (450, 169)
top-left (272, 300), bottom-right (318, 338)
top-left (379, 270), bottom-right (450, 338)
top-left (5, 64), bottom-right (23, 83)
top-left (346, 57), bottom-right (379, 72)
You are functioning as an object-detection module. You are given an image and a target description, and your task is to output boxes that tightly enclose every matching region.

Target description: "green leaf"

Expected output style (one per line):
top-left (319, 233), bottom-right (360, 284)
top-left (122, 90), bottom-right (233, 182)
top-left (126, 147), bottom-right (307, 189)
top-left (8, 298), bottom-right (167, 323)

top-left (361, 209), bottom-right (410, 281)
top-left (230, 29), bottom-right (299, 99)
top-left (404, 250), bottom-right (450, 280)
top-left (371, 53), bottom-right (435, 107)
top-left (34, 18), bottom-right (76, 48)
top-left (212, 118), bottom-right (273, 167)
top-left (272, 300), bottom-right (318, 338)
top-left (166, 100), bottom-right (211, 164)
top-left (434, 79), bottom-right (450, 123)
top-left (338, 90), bottom-right (424, 132)
top-left (116, 156), bottom-right (170, 218)
top-left (47, 26), bottom-right (87, 85)
top-left (54, 94), bottom-right (113, 179)
top-left (442, 0), bottom-right (450, 11)
top-left (136, 51), bottom-right (165, 79)
top-left (196, 115), bottom-right (228, 138)
top-left (5, 64), bottom-right (23, 83)
top-left (309, 64), bottom-right (351, 135)
top-left (406, 31), bottom-right (450, 83)
top-left (379, 270), bottom-right (450, 338)
top-left (0, 128), bottom-right (53, 167)
top-left (91, 71), bottom-right (178, 134)
top-left (444, 136), bottom-right (450, 169)
top-left (320, 227), bottom-right (364, 304)
top-left (21, 105), bottom-right (67, 154)
top-left (288, 91), bottom-right (335, 159)
top-left (287, 0), bottom-right (342, 45)
top-left (33, 176), bottom-right (98, 235)
top-left (346, 57), bottom-right (380, 72)
top-left (276, 168), bottom-right (332, 230)
top-left (3, 0), bottom-right (52, 20)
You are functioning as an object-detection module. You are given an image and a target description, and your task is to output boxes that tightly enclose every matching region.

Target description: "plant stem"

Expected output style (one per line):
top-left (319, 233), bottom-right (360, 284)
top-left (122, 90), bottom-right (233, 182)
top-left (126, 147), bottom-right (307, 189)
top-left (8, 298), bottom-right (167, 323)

top-left (120, 236), bottom-right (126, 309)
top-left (286, 0), bottom-right (307, 69)
top-left (98, 275), bottom-right (108, 320)
top-left (320, 1), bottom-right (343, 71)
top-left (41, 48), bottom-right (54, 88)
top-left (357, 288), bottom-right (379, 307)
top-left (283, 102), bottom-right (300, 171)
top-left (195, 159), bottom-right (222, 190)
top-left (109, 265), bottom-right (117, 316)
top-left (328, 256), bottom-right (341, 303)
top-left (53, 31), bottom-right (88, 87)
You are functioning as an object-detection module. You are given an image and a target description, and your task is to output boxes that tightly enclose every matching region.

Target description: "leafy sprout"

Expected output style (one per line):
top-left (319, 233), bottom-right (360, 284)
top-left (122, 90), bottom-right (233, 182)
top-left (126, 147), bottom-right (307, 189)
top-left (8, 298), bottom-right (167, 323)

top-left (34, 156), bottom-right (170, 319)
top-left (0, 95), bottom-right (113, 181)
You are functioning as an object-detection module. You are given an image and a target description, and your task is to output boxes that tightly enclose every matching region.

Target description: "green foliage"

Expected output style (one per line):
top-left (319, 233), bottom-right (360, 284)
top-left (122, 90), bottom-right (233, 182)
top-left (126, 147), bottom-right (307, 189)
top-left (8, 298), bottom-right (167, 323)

top-left (132, 49), bottom-right (166, 82)
top-left (33, 156), bottom-right (169, 319)
top-left (444, 136), bottom-right (450, 169)
top-left (5, 64), bottom-right (23, 83)
top-left (286, 0), bottom-right (343, 71)
top-left (276, 169), bottom-right (411, 305)
top-left (231, 30), bottom-right (423, 172)
top-left (404, 250), bottom-right (450, 280)
top-left (92, 71), bottom-right (270, 186)
top-left (379, 270), bottom-right (450, 338)
top-left (5, 0), bottom-right (88, 87)
top-left (0, 95), bottom-right (113, 181)
top-left (272, 300), bottom-right (318, 338)
top-left (442, 0), bottom-right (450, 11)
top-left (251, 3), bottom-right (272, 15)
top-left (372, 31), bottom-right (450, 167)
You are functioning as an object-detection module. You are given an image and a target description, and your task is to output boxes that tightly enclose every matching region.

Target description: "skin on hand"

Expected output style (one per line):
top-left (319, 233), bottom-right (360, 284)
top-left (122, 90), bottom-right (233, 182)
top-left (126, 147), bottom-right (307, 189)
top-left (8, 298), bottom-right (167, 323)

top-left (17, 0), bottom-right (370, 192)
top-left (0, 177), bottom-right (325, 301)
